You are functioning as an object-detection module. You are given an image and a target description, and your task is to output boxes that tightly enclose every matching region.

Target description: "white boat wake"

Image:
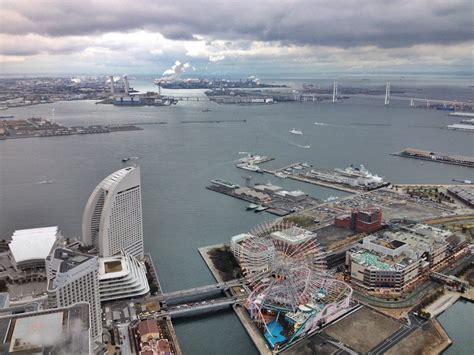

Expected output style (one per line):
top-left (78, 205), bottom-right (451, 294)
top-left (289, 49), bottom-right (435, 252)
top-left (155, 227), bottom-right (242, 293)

top-left (314, 121), bottom-right (345, 128)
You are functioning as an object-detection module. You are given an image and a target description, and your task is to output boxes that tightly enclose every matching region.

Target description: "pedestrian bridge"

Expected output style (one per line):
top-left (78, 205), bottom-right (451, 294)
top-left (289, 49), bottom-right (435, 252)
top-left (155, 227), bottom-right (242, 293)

top-left (430, 271), bottom-right (470, 290)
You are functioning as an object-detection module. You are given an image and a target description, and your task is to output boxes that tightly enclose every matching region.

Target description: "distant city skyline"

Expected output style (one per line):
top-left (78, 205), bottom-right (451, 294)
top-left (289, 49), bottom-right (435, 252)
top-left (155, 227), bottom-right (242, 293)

top-left (0, 0), bottom-right (472, 76)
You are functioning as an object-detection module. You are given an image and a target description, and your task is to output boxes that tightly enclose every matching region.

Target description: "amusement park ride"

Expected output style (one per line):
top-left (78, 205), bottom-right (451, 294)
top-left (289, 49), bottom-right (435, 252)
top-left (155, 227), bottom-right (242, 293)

top-left (240, 221), bottom-right (353, 351)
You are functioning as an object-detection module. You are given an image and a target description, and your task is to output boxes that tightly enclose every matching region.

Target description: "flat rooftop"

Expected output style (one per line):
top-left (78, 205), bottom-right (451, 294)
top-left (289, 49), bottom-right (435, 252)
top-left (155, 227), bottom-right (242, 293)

top-left (351, 245), bottom-right (417, 270)
top-left (352, 250), bottom-right (391, 270)
top-left (254, 183), bottom-right (282, 192)
top-left (98, 254), bottom-right (135, 280)
top-left (51, 248), bottom-right (94, 273)
top-left (9, 312), bottom-right (64, 353)
top-left (271, 226), bottom-right (314, 244)
top-left (104, 260), bottom-right (123, 273)
top-left (0, 303), bottom-right (90, 354)
top-left (385, 230), bottom-right (447, 252)
top-left (370, 237), bottom-right (406, 250)
top-left (447, 186), bottom-right (474, 203)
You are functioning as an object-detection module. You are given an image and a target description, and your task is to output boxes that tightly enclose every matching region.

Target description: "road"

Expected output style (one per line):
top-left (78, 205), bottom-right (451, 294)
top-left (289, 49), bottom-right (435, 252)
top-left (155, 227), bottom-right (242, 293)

top-left (117, 323), bottom-right (132, 355)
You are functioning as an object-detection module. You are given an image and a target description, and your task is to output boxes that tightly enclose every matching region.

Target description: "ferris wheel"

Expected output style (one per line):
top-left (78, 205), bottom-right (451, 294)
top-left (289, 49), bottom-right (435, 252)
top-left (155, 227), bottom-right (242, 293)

top-left (240, 221), bottom-right (327, 311)
top-left (239, 220), bottom-right (352, 349)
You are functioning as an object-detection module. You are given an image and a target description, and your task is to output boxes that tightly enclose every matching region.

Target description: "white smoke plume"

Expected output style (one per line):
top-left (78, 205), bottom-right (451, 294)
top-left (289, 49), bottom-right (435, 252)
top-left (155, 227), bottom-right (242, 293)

top-left (106, 76), bottom-right (121, 83)
top-left (162, 60), bottom-right (190, 80)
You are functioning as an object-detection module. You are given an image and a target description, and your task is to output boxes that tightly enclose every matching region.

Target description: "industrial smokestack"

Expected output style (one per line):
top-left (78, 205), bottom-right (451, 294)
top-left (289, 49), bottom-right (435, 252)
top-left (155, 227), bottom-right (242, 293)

top-left (384, 81), bottom-right (390, 105)
top-left (123, 75), bottom-right (129, 95)
top-left (109, 76), bottom-right (115, 95)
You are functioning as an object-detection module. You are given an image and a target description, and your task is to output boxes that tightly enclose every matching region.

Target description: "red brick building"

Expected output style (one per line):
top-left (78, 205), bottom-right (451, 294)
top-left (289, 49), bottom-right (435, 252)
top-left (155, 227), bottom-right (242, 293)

top-left (335, 208), bottom-right (382, 233)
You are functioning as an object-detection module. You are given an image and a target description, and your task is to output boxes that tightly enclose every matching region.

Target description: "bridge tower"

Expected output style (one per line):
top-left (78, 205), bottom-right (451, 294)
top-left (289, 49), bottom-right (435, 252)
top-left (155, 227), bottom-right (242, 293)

top-left (384, 81), bottom-right (390, 105)
top-left (332, 82), bottom-right (338, 103)
top-left (410, 98), bottom-right (415, 107)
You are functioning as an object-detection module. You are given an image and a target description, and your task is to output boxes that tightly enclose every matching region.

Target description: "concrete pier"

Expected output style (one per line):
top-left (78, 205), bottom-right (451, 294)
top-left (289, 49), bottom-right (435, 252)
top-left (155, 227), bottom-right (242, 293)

top-left (199, 244), bottom-right (273, 354)
top-left (286, 174), bottom-right (360, 193)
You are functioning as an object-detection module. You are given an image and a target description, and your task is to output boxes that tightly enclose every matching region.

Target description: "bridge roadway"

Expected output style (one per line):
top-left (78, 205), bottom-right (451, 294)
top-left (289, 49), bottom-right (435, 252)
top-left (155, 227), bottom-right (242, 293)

top-left (350, 93), bottom-right (472, 106)
top-left (166, 96), bottom-right (207, 101)
top-left (140, 296), bottom-right (245, 319)
top-left (149, 278), bottom-right (245, 302)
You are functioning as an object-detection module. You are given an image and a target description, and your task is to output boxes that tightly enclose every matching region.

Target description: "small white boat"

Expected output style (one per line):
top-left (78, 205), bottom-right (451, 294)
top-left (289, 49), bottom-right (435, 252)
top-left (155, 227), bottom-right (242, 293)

top-left (290, 129), bottom-right (303, 135)
top-left (275, 171), bottom-right (287, 179)
top-left (301, 162), bottom-right (311, 168)
top-left (293, 165), bottom-right (303, 170)
top-left (36, 180), bottom-right (54, 184)
top-left (254, 205), bottom-right (269, 212)
top-left (247, 203), bottom-right (259, 210)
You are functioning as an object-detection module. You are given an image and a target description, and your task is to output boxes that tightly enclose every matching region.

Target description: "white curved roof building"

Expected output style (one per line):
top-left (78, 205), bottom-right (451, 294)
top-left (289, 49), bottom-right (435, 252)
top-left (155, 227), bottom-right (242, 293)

top-left (9, 227), bottom-right (61, 271)
top-left (98, 252), bottom-right (150, 302)
top-left (82, 167), bottom-right (144, 258)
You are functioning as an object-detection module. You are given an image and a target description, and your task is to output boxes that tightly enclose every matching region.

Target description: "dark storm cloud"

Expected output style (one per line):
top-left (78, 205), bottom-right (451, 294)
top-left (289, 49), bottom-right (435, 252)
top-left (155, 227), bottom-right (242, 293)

top-left (1, 0), bottom-right (472, 49)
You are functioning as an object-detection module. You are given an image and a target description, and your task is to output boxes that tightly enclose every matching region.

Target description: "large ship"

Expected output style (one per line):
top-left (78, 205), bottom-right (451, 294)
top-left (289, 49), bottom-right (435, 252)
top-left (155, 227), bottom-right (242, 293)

top-left (211, 179), bottom-right (240, 189)
top-left (334, 164), bottom-right (384, 185)
top-left (238, 152), bottom-right (272, 165)
top-left (335, 164), bottom-right (380, 180)
top-left (236, 163), bottom-right (263, 173)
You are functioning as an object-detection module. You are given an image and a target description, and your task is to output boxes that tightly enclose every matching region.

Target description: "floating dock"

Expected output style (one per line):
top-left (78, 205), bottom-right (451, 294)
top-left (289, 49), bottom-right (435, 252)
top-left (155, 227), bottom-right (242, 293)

top-left (391, 148), bottom-right (474, 168)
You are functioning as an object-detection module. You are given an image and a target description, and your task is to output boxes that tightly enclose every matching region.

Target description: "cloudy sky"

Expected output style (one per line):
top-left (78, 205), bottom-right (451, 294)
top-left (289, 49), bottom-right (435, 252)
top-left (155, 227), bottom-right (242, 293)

top-left (0, 0), bottom-right (472, 76)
